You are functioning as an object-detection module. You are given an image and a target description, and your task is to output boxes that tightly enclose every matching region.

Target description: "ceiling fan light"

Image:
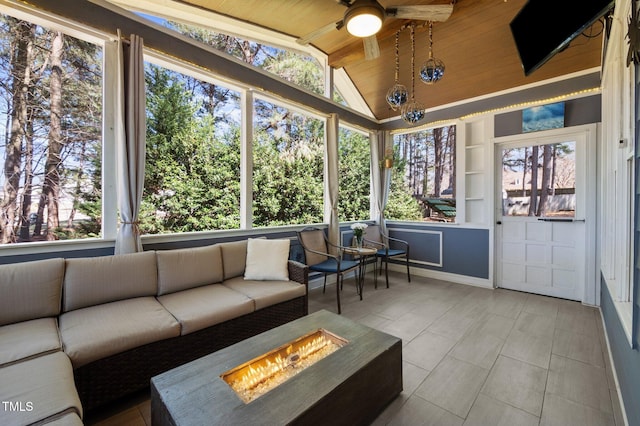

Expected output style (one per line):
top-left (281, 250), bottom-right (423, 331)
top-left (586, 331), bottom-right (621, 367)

top-left (345, 1), bottom-right (385, 37)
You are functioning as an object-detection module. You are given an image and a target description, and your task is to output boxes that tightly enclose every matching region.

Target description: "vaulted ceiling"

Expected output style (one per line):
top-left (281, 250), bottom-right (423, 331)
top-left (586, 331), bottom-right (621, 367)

top-left (159, 0), bottom-right (604, 120)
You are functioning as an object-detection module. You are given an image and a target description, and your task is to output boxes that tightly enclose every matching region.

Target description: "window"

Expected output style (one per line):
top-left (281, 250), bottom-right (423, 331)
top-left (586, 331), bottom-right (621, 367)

top-left (138, 15), bottom-right (325, 95)
top-left (338, 127), bottom-right (370, 222)
top-left (252, 98), bottom-right (324, 227)
top-left (0, 13), bottom-right (103, 244)
top-left (387, 125), bottom-right (457, 222)
top-left (500, 142), bottom-right (576, 217)
top-left (142, 61), bottom-right (241, 233)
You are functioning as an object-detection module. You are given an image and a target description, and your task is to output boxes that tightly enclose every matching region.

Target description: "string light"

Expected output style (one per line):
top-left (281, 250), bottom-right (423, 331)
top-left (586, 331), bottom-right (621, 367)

top-left (386, 30), bottom-right (408, 110)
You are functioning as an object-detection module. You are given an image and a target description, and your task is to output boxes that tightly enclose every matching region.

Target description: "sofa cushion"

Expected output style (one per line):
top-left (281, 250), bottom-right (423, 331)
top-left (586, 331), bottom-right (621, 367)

top-left (244, 238), bottom-right (290, 281)
top-left (0, 352), bottom-right (82, 426)
top-left (156, 244), bottom-right (224, 296)
top-left (0, 318), bottom-right (61, 367)
top-left (59, 297), bottom-right (180, 368)
top-left (223, 276), bottom-right (307, 310)
top-left (219, 239), bottom-right (248, 280)
top-left (0, 258), bottom-right (64, 326)
top-left (63, 251), bottom-right (157, 312)
top-left (157, 284), bottom-right (254, 335)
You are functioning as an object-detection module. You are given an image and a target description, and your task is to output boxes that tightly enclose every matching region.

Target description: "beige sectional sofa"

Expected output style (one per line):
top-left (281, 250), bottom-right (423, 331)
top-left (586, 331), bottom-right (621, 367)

top-left (0, 239), bottom-right (308, 426)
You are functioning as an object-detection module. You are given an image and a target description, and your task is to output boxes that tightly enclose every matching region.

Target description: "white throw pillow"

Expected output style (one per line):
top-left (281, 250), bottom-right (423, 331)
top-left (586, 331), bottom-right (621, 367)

top-left (244, 238), bottom-right (290, 281)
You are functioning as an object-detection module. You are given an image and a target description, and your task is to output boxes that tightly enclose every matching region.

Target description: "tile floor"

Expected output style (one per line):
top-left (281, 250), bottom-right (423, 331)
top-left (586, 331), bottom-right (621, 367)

top-left (87, 271), bottom-right (625, 426)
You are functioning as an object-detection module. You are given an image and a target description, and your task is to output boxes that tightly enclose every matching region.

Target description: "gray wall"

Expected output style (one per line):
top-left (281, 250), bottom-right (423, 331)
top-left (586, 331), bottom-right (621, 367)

top-left (601, 281), bottom-right (640, 426)
top-left (494, 95), bottom-right (602, 137)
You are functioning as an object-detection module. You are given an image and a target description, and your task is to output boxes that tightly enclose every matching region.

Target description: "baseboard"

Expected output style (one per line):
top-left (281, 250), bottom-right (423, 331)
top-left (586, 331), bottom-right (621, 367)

top-left (309, 262), bottom-right (494, 291)
top-left (386, 262), bottom-right (494, 289)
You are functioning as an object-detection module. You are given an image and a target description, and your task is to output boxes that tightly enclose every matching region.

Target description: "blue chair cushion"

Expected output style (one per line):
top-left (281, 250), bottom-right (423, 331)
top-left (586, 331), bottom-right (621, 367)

top-left (376, 249), bottom-right (405, 257)
top-left (310, 259), bottom-right (359, 273)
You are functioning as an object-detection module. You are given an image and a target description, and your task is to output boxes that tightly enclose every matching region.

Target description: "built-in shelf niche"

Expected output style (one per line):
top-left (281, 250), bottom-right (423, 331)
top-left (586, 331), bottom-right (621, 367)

top-left (464, 120), bottom-right (486, 224)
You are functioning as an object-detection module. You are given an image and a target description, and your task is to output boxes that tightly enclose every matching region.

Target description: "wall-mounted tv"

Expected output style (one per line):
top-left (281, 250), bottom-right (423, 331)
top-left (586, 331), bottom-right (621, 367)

top-left (510, 0), bottom-right (615, 76)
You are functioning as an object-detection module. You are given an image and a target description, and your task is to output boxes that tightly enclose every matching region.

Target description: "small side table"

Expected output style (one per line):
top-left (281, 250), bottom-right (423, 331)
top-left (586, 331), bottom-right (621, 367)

top-left (342, 246), bottom-right (377, 299)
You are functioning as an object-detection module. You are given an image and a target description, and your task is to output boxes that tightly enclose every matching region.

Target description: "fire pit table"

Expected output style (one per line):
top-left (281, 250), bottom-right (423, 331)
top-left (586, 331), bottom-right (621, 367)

top-left (151, 309), bottom-right (402, 426)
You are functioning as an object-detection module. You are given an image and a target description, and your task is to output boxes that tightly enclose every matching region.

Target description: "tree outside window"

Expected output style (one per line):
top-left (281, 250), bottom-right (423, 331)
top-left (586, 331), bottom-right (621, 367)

top-left (338, 127), bottom-right (370, 222)
top-left (252, 99), bottom-right (324, 227)
top-left (387, 125), bottom-right (456, 222)
top-left (149, 18), bottom-right (325, 96)
top-left (142, 62), bottom-right (241, 233)
top-left (0, 14), bottom-right (102, 244)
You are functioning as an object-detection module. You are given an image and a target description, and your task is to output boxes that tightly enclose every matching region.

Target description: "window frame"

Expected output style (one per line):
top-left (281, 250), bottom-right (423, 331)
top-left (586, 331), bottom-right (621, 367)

top-left (105, 0), bottom-right (374, 118)
top-left (0, 0), bottom-right (377, 254)
top-left (0, 2), bottom-right (114, 251)
top-left (389, 123), bottom-right (459, 224)
top-left (600, 0), bottom-right (636, 345)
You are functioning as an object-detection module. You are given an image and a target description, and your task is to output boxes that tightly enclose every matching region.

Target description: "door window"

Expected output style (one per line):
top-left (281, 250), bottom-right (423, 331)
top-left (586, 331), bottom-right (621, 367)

top-left (500, 142), bottom-right (575, 218)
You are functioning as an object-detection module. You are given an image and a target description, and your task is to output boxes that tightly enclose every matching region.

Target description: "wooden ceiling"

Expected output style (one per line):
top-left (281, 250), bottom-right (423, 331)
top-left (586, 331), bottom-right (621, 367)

top-left (180, 0), bottom-right (604, 120)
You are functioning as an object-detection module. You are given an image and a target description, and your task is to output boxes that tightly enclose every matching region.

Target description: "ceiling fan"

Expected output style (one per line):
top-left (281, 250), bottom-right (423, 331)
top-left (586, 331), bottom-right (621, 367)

top-left (296, 0), bottom-right (454, 61)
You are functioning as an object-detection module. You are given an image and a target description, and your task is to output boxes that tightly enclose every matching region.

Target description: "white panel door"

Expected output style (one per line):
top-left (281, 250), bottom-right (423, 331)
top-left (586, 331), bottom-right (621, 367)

top-left (495, 128), bottom-right (594, 302)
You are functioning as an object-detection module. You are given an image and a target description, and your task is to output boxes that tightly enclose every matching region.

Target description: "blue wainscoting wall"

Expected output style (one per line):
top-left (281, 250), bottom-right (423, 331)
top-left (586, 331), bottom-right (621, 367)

top-left (387, 223), bottom-right (490, 279)
top-left (0, 225), bottom-right (490, 282)
top-left (601, 278), bottom-right (640, 425)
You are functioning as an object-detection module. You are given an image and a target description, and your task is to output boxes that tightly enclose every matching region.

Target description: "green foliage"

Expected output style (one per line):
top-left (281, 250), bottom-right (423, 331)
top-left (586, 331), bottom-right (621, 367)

top-left (338, 129), bottom-right (370, 221)
top-left (261, 51), bottom-right (324, 95)
top-left (142, 64), bottom-right (241, 233)
top-left (385, 161), bottom-right (423, 221)
top-left (252, 108), bottom-right (324, 227)
top-left (168, 21), bottom-right (324, 95)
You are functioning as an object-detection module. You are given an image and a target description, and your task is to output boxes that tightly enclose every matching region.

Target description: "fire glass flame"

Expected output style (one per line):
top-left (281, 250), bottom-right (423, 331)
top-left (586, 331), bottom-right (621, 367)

top-left (221, 329), bottom-right (348, 404)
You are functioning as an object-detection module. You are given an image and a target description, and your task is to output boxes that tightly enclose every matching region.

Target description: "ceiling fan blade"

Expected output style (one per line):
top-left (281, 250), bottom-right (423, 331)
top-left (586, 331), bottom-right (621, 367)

top-left (363, 35), bottom-right (380, 60)
top-left (387, 4), bottom-right (454, 22)
top-left (296, 20), bottom-right (343, 45)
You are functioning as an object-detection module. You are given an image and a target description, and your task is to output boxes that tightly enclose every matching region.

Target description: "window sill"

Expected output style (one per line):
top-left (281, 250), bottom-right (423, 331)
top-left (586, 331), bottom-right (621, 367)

top-left (0, 238), bottom-right (115, 257)
top-left (386, 220), bottom-right (460, 228)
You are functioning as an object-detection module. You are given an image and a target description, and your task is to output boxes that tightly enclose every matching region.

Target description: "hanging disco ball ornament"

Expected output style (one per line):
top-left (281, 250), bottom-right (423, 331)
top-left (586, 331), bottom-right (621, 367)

top-left (420, 22), bottom-right (445, 85)
top-left (401, 100), bottom-right (425, 124)
top-left (386, 83), bottom-right (408, 110)
top-left (420, 57), bottom-right (445, 84)
top-left (386, 30), bottom-right (408, 111)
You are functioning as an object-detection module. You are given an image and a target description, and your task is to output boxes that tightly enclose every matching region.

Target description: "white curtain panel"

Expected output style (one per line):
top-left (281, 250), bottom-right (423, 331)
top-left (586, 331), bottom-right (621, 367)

top-left (326, 113), bottom-right (340, 254)
top-left (115, 33), bottom-right (146, 254)
top-left (372, 130), bottom-right (391, 235)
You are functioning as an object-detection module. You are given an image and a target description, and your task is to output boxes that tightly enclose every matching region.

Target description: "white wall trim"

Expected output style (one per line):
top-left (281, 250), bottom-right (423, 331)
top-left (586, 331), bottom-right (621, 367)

top-left (390, 228), bottom-right (443, 267)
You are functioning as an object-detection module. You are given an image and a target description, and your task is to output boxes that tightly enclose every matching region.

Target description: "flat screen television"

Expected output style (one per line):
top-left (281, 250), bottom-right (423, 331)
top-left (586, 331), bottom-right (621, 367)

top-left (510, 0), bottom-right (615, 76)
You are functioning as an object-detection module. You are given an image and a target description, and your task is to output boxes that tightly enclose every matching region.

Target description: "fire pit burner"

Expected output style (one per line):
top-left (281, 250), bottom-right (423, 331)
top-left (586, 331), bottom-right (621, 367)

top-left (221, 329), bottom-right (348, 403)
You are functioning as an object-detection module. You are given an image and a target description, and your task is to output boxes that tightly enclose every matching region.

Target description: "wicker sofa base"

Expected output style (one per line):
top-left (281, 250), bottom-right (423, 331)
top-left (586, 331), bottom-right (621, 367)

top-left (75, 296), bottom-right (308, 412)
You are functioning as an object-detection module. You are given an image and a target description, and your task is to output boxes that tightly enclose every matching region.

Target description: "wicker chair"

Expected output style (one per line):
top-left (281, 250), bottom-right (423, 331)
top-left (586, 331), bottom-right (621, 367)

top-left (296, 227), bottom-right (359, 314)
top-left (363, 224), bottom-right (411, 288)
